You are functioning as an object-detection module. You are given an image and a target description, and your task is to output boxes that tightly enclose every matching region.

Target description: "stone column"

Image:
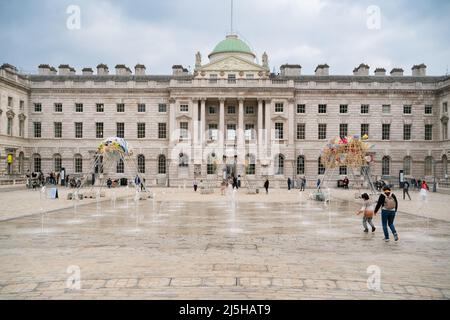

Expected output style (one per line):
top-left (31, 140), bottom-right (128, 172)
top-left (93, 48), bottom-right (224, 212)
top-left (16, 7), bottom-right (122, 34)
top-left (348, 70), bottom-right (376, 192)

top-left (192, 98), bottom-right (199, 145)
top-left (257, 98), bottom-right (264, 148)
top-left (169, 98), bottom-right (177, 146)
top-left (238, 98), bottom-right (245, 146)
top-left (265, 99), bottom-right (272, 145)
top-left (288, 98), bottom-right (295, 145)
top-left (200, 98), bottom-right (206, 144)
top-left (219, 98), bottom-right (225, 145)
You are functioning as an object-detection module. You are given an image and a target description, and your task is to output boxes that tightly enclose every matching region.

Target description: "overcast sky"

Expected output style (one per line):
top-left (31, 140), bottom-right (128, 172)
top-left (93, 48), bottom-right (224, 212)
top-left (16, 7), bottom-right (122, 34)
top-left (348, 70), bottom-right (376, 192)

top-left (1, 0), bottom-right (449, 75)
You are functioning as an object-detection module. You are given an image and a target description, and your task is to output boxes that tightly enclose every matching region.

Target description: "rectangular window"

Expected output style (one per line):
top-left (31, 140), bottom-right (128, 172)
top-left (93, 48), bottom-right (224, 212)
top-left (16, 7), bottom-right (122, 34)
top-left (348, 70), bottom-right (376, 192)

top-left (54, 122), bottom-right (62, 138)
top-left (137, 123), bottom-right (146, 138)
top-left (227, 124), bottom-right (236, 140)
top-left (228, 74), bottom-right (236, 84)
top-left (8, 96), bottom-right (13, 107)
top-left (19, 120), bottom-right (24, 137)
top-left (339, 166), bottom-right (348, 175)
top-left (297, 123), bottom-right (305, 140)
top-left (75, 103), bottom-right (83, 113)
top-left (138, 103), bottom-right (146, 113)
top-left (34, 122), bottom-right (41, 138)
top-left (339, 123), bottom-right (348, 138)
top-left (54, 103), bottom-right (62, 113)
top-left (34, 103), bottom-right (42, 113)
top-left (382, 104), bottom-right (391, 114)
top-left (403, 105), bottom-right (412, 114)
top-left (275, 123), bottom-right (284, 139)
top-left (382, 124), bottom-right (390, 140)
top-left (246, 74), bottom-right (254, 79)
top-left (158, 123), bottom-right (167, 139)
top-left (425, 105), bottom-right (433, 115)
top-left (96, 103), bottom-right (104, 112)
top-left (209, 106), bottom-right (216, 114)
top-left (227, 106), bottom-right (236, 114)
top-left (75, 122), bottom-right (83, 138)
top-left (208, 123), bottom-right (218, 141)
top-left (318, 104), bottom-right (327, 114)
top-left (209, 74), bottom-right (218, 84)
top-left (318, 124), bottom-right (327, 140)
top-left (75, 158), bottom-right (83, 173)
top-left (245, 106), bottom-right (254, 114)
top-left (7, 118), bottom-right (13, 136)
top-left (339, 104), bottom-right (348, 114)
top-left (361, 104), bottom-right (369, 114)
top-left (158, 103), bottom-right (167, 113)
top-left (245, 124), bottom-right (255, 140)
top-left (20, 100), bottom-right (24, 111)
top-left (96, 122), bottom-right (104, 139)
top-left (297, 104), bottom-right (306, 114)
top-left (180, 104), bottom-right (189, 112)
top-left (180, 122), bottom-right (188, 139)
top-left (403, 124), bottom-right (411, 141)
top-left (443, 102), bottom-right (448, 113)
top-left (425, 124), bottom-right (433, 141)
top-left (361, 124), bottom-right (369, 137)
top-left (117, 103), bottom-right (125, 112)
top-left (275, 103), bottom-right (284, 113)
top-left (116, 122), bottom-right (125, 138)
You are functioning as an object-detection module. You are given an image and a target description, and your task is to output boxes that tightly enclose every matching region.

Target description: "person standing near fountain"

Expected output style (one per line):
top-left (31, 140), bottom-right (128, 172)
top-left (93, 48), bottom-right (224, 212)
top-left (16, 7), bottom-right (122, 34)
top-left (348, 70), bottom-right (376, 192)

top-left (264, 178), bottom-right (269, 194)
top-left (374, 186), bottom-right (399, 242)
top-left (193, 178), bottom-right (198, 192)
top-left (357, 193), bottom-right (376, 233)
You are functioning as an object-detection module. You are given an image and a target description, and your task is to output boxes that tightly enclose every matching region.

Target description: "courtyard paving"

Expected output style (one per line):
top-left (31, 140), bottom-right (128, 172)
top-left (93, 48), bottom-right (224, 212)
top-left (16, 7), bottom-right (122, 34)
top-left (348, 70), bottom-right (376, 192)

top-left (0, 187), bottom-right (449, 299)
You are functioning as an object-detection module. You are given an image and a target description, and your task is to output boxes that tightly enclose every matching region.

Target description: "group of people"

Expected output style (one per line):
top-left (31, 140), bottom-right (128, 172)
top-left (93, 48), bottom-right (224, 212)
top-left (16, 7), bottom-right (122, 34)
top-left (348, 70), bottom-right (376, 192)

top-left (356, 179), bottom-right (431, 242)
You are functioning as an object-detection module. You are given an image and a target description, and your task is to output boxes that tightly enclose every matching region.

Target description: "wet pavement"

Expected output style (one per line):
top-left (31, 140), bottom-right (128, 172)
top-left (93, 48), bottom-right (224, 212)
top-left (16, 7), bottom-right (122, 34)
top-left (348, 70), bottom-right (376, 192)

top-left (0, 193), bottom-right (449, 299)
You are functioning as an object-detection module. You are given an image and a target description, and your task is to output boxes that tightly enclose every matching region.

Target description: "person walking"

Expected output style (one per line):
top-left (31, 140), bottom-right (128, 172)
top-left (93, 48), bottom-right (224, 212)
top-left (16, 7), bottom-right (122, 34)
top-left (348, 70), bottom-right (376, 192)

top-left (374, 186), bottom-right (399, 242)
top-left (287, 177), bottom-right (292, 191)
top-left (356, 193), bottom-right (376, 233)
top-left (316, 178), bottom-right (321, 190)
top-left (237, 175), bottom-right (241, 188)
top-left (264, 178), bottom-right (269, 194)
top-left (232, 176), bottom-right (238, 190)
top-left (402, 180), bottom-right (411, 200)
top-left (193, 178), bottom-right (198, 192)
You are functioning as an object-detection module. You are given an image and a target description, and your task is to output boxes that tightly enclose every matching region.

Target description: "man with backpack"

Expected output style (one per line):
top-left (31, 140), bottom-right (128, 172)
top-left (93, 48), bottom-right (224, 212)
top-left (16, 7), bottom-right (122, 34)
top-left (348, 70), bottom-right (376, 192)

top-left (374, 186), bottom-right (399, 242)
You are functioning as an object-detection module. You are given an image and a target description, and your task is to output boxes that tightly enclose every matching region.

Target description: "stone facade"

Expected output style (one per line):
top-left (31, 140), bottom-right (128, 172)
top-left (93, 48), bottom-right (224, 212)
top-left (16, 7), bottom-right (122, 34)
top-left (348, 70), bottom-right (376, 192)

top-left (1, 35), bottom-right (449, 187)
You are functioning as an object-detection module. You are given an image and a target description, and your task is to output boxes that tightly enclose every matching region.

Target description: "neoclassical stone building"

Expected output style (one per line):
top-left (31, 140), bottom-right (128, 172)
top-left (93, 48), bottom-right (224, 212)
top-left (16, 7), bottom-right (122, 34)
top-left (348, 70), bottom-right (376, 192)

top-left (1, 34), bottom-right (449, 187)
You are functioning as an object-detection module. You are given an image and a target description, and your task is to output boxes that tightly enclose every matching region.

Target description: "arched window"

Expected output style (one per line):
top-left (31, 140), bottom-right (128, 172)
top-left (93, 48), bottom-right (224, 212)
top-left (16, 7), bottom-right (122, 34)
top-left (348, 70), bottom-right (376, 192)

top-left (117, 159), bottom-right (124, 174)
top-left (318, 157), bottom-right (325, 175)
top-left (274, 154), bottom-right (284, 175)
top-left (424, 156), bottom-right (433, 176)
top-left (18, 152), bottom-right (24, 174)
top-left (158, 155), bottom-right (166, 174)
top-left (53, 154), bottom-right (62, 172)
top-left (245, 154), bottom-right (256, 175)
top-left (443, 155), bottom-right (448, 177)
top-left (33, 154), bottom-right (41, 173)
top-left (207, 154), bottom-right (217, 175)
top-left (137, 155), bottom-right (145, 173)
top-left (297, 156), bottom-right (305, 175)
top-left (382, 156), bottom-right (390, 176)
top-left (403, 156), bottom-right (412, 176)
top-left (179, 153), bottom-right (189, 167)
top-left (74, 154), bottom-right (83, 173)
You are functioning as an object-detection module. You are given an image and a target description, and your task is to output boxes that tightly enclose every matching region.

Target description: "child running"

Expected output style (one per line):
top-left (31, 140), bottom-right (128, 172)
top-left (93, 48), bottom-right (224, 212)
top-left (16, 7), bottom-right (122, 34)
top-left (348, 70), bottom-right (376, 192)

top-left (356, 193), bottom-right (376, 233)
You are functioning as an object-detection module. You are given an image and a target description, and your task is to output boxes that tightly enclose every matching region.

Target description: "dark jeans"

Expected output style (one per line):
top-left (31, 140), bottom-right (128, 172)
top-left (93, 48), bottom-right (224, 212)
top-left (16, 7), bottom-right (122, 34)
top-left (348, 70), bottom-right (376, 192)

top-left (194, 185), bottom-right (198, 192)
top-left (381, 209), bottom-right (397, 239)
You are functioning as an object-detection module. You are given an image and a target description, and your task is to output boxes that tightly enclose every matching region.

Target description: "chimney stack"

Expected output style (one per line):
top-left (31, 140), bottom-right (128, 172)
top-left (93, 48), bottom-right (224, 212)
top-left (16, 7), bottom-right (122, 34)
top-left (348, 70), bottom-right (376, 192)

top-left (353, 63), bottom-right (370, 76)
top-left (412, 64), bottom-right (427, 77)
top-left (374, 68), bottom-right (386, 76)
top-left (115, 64), bottom-right (132, 76)
top-left (315, 64), bottom-right (329, 76)
top-left (82, 67), bottom-right (94, 76)
top-left (97, 63), bottom-right (109, 75)
top-left (280, 64), bottom-right (302, 77)
top-left (135, 64), bottom-right (146, 75)
top-left (390, 68), bottom-right (404, 77)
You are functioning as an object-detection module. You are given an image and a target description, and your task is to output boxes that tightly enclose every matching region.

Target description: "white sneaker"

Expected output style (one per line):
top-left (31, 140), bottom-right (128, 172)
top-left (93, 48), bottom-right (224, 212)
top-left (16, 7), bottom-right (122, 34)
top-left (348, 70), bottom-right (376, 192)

top-left (384, 238), bottom-right (390, 242)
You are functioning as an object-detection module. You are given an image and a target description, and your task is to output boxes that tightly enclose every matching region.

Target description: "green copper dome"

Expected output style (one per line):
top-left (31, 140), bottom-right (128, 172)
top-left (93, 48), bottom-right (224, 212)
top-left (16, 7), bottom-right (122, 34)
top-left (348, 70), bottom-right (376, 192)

top-left (210, 34), bottom-right (255, 57)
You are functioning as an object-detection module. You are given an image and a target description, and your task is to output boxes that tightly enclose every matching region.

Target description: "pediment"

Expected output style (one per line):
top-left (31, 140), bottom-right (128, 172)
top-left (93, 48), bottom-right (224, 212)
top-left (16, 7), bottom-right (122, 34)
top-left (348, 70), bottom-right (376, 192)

top-left (198, 55), bottom-right (266, 73)
top-left (271, 114), bottom-right (287, 121)
top-left (176, 114), bottom-right (191, 120)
